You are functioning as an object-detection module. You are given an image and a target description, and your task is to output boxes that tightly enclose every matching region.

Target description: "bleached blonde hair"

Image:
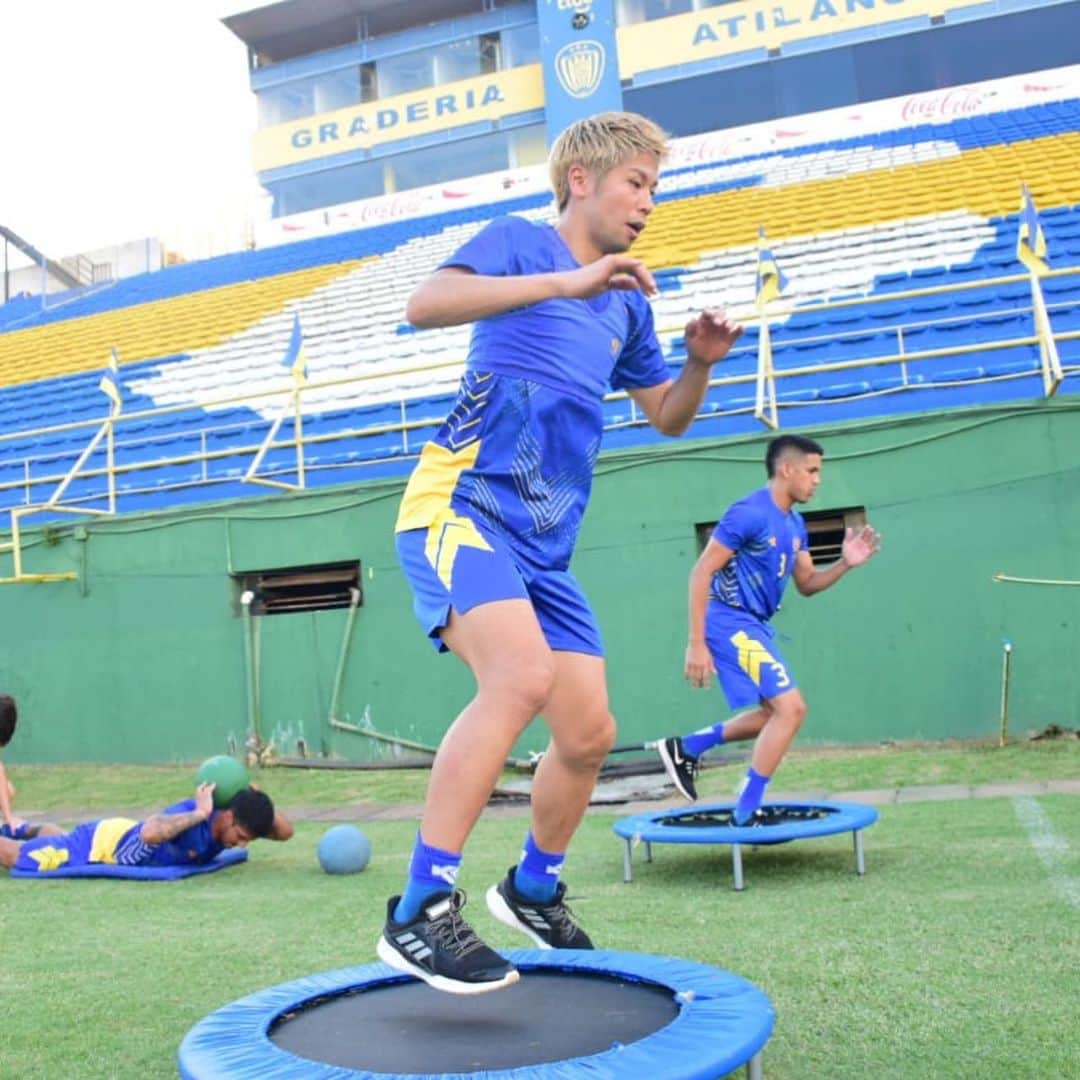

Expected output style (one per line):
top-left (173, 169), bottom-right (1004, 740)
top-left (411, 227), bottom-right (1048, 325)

top-left (549, 111), bottom-right (670, 212)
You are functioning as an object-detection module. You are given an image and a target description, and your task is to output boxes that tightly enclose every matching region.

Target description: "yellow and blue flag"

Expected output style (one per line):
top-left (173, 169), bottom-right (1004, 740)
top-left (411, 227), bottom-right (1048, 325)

top-left (99, 346), bottom-right (122, 410)
top-left (282, 313), bottom-right (308, 385)
top-left (755, 228), bottom-right (788, 306)
top-left (1016, 184), bottom-right (1048, 276)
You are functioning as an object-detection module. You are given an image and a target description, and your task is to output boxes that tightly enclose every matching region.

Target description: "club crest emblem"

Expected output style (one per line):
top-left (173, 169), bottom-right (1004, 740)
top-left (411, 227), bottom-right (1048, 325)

top-left (554, 40), bottom-right (605, 99)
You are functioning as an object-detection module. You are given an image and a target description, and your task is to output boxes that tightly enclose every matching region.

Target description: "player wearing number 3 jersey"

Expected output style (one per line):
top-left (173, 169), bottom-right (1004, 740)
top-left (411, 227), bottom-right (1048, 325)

top-left (657, 434), bottom-right (881, 820)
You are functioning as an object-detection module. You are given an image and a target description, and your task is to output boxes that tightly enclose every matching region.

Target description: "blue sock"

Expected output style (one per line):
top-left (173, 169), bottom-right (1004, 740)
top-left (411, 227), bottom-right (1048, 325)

top-left (733, 767), bottom-right (770, 825)
top-left (393, 833), bottom-right (462, 923)
top-left (682, 723), bottom-right (726, 758)
top-left (512, 831), bottom-right (564, 903)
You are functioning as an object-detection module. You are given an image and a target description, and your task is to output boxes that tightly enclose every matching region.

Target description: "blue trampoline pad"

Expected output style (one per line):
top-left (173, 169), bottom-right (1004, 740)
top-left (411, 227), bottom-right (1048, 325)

top-left (615, 801), bottom-right (879, 846)
top-left (178, 949), bottom-right (775, 1080)
top-left (614, 802), bottom-right (880, 890)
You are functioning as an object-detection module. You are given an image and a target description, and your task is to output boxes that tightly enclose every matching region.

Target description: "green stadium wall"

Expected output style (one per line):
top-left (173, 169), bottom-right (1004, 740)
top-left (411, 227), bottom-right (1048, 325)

top-left (1, 400), bottom-right (1077, 765)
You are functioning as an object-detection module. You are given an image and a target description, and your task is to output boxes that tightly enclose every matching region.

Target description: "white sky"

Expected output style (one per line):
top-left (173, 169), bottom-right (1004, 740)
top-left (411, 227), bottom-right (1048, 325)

top-left (0, 0), bottom-right (266, 262)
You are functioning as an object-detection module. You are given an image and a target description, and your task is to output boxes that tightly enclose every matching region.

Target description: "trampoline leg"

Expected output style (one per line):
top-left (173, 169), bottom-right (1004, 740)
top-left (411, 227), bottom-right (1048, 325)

top-left (732, 843), bottom-right (745, 891)
top-left (746, 1049), bottom-right (764, 1080)
top-left (853, 829), bottom-right (866, 876)
top-left (644, 840), bottom-right (653, 864)
top-left (622, 838), bottom-right (634, 883)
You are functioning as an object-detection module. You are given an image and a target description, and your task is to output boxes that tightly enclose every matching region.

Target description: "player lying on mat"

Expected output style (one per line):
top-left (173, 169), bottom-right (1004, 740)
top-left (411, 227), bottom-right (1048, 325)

top-left (658, 434), bottom-right (880, 821)
top-left (0, 781), bottom-right (293, 874)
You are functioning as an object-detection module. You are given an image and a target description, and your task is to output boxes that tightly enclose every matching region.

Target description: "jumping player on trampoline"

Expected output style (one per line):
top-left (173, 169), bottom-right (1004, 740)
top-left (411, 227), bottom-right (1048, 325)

top-left (381, 111), bottom-right (744, 994)
top-left (657, 434), bottom-right (880, 820)
top-left (0, 781), bottom-right (294, 874)
top-left (0, 695), bottom-right (62, 841)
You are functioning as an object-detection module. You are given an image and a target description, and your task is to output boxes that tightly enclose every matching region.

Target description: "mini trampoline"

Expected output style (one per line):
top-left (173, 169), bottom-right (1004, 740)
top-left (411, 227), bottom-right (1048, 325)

top-left (178, 948), bottom-right (774, 1080)
top-left (614, 801), bottom-right (879, 891)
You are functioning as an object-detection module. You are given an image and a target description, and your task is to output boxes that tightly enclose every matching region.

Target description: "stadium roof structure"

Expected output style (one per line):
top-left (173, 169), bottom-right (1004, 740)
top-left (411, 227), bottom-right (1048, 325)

top-left (223, 0), bottom-right (485, 63)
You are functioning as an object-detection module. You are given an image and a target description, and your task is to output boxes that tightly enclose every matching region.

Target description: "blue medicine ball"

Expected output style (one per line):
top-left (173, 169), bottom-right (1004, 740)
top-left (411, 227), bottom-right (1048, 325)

top-left (317, 824), bottom-right (371, 875)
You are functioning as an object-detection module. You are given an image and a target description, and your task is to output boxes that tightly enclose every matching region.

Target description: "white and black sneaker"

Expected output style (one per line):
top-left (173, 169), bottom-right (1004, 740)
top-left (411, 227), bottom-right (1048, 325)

top-left (377, 891), bottom-right (519, 995)
top-left (486, 867), bottom-right (593, 950)
top-left (658, 736), bottom-right (699, 801)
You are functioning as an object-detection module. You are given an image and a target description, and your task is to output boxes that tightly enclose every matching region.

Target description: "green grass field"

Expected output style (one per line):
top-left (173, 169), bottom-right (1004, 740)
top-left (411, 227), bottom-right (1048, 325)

top-left (2, 740), bottom-right (1077, 1079)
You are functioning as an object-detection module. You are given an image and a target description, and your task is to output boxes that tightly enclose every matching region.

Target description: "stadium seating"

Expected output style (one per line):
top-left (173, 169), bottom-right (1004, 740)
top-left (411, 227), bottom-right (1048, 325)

top-left (1, 91), bottom-right (1077, 518)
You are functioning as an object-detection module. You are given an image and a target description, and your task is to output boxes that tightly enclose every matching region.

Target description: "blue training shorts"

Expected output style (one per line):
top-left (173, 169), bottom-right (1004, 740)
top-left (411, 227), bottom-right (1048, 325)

top-left (396, 516), bottom-right (604, 656)
top-left (705, 607), bottom-right (799, 710)
top-left (13, 822), bottom-right (96, 874)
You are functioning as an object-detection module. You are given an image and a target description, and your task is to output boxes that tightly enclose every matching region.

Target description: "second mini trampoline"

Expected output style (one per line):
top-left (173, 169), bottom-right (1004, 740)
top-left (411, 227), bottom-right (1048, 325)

top-left (614, 801), bottom-right (880, 890)
top-left (178, 948), bottom-right (775, 1080)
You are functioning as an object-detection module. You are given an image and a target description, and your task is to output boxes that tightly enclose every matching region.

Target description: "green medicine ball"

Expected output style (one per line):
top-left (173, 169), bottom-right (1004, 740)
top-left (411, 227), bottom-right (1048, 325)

top-left (195, 755), bottom-right (251, 809)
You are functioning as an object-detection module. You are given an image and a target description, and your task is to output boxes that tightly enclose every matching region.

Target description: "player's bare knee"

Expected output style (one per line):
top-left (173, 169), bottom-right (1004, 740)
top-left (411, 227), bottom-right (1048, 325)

top-left (488, 658), bottom-right (556, 718)
top-left (557, 710), bottom-right (616, 769)
top-left (776, 698), bottom-right (807, 730)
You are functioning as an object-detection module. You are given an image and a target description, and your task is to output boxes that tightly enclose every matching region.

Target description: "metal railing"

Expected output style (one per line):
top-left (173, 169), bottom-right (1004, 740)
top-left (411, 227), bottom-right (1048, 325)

top-left (0, 263), bottom-right (1076, 584)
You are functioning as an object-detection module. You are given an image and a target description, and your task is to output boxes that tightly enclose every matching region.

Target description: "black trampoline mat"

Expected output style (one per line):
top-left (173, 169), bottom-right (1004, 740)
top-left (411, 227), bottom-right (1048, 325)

top-left (657, 805), bottom-right (834, 828)
top-left (270, 969), bottom-right (680, 1072)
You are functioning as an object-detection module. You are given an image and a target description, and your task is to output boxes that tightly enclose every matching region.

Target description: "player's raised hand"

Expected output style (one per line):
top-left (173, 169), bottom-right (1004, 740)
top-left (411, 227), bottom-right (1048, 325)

top-left (194, 781), bottom-right (216, 819)
top-left (685, 308), bottom-right (744, 367)
top-left (842, 525), bottom-right (881, 567)
top-left (560, 255), bottom-right (657, 299)
top-left (685, 641), bottom-right (716, 689)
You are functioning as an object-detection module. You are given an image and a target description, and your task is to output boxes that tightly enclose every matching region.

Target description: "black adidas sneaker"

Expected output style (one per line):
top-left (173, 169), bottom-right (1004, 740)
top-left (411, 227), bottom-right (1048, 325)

top-left (486, 867), bottom-right (593, 950)
top-left (377, 890), bottom-right (519, 994)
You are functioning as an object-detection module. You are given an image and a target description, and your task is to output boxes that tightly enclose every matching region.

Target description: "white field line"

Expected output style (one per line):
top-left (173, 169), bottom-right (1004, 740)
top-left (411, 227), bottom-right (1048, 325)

top-left (1012, 796), bottom-right (1080, 909)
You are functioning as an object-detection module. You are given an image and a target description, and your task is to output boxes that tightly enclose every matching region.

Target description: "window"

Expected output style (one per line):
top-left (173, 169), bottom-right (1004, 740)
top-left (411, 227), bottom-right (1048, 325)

top-left (615, 0), bottom-right (696, 26)
top-left (480, 32), bottom-right (501, 74)
top-left (312, 67), bottom-right (361, 114)
top-left (801, 507), bottom-right (866, 567)
top-left (433, 36), bottom-right (486, 84)
top-left (257, 69), bottom-right (360, 127)
top-left (509, 124), bottom-right (548, 169)
top-left (360, 61), bottom-right (378, 103)
top-left (694, 505), bottom-right (866, 567)
top-left (234, 561), bottom-right (362, 616)
top-left (377, 47), bottom-right (434, 97)
top-left (500, 23), bottom-right (540, 68)
top-left (258, 80), bottom-right (314, 126)
top-left (268, 159), bottom-right (386, 217)
top-left (389, 129), bottom-right (513, 192)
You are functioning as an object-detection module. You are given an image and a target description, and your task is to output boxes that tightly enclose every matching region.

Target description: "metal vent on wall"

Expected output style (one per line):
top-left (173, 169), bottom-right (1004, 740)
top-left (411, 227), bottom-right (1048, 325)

top-left (236, 561), bottom-right (362, 616)
top-left (694, 506), bottom-right (866, 567)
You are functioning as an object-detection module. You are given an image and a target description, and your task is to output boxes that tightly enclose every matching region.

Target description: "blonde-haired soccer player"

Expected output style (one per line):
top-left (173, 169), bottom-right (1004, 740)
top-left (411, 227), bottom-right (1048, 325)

top-left (380, 111), bottom-right (743, 994)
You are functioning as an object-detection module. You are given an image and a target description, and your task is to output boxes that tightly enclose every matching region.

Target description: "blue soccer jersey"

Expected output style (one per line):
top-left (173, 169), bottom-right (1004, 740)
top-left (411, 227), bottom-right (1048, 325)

top-left (395, 215), bottom-right (670, 570)
top-left (136, 799), bottom-right (223, 867)
top-left (710, 487), bottom-right (809, 622)
top-left (13, 801), bottom-right (224, 874)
